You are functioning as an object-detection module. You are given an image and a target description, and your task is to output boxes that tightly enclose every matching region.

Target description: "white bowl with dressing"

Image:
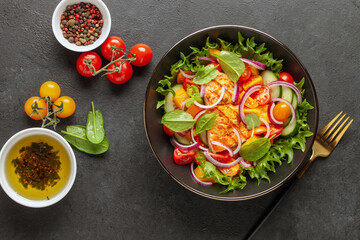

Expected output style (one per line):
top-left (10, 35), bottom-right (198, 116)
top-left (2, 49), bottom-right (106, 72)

top-left (0, 128), bottom-right (77, 208)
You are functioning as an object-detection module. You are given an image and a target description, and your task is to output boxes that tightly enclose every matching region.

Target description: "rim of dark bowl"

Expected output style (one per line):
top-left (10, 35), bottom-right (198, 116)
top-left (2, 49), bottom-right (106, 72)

top-left (143, 25), bottom-right (319, 201)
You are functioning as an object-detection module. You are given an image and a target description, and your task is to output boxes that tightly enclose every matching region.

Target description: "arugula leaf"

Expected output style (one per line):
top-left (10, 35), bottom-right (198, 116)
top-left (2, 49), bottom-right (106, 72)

top-left (161, 110), bottom-right (196, 132)
top-left (244, 113), bottom-right (261, 130)
top-left (186, 85), bottom-right (202, 108)
top-left (195, 112), bottom-right (217, 134)
top-left (156, 78), bottom-right (175, 109)
top-left (214, 50), bottom-right (245, 82)
top-left (193, 64), bottom-right (219, 85)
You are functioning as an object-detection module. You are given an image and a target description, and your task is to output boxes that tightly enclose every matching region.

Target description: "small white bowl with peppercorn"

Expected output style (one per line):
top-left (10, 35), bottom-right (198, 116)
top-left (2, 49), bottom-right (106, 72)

top-left (52, 0), bottom-right (111, 52)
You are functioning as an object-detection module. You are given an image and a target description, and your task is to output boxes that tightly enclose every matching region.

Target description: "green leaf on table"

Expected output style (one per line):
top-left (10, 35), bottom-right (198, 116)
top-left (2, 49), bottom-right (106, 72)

top-left (161, 110), bottom-right (196, 132)
top-left (86, 102), bottom-right (105, 144)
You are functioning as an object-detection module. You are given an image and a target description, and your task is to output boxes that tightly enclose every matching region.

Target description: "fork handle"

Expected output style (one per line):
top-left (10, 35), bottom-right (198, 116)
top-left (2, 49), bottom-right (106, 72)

top-left (297, 149), bottom-right (317, 178)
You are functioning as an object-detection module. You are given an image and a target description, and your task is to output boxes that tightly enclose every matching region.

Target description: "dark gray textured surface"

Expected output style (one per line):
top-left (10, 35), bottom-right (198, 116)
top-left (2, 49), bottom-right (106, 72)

top-left (0, 0), bottom-right (359, 239)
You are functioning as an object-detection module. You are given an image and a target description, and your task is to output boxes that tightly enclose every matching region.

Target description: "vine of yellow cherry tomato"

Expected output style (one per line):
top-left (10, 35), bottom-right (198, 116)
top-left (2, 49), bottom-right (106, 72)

top-left (53, 96), bottom-right (76, 118)
top-left (40, 81), bottom-right (61, 101)
top-left (24, 96), bottom-right (47, 120)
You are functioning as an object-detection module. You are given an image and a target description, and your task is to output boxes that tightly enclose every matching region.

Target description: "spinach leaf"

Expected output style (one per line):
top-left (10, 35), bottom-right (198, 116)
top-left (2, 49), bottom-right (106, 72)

top-left (161, 110), bottom-right (196, 132)
top-left (62, 125), bottom-right (109, 155)
top-left (244, 113), bottom-right (261, 130)
top-left (239, 138), bottom-right (271, 161)
top-left (186, 85), bottom-right (202, 108)
top-left (193, 64), bottom-right (219, 85)
top-left (213, 51), bottom-right (245, 82)
top-left (86, 102), bottom-right (105, 144)
top-left (196, 112), bottom-right (217, 134)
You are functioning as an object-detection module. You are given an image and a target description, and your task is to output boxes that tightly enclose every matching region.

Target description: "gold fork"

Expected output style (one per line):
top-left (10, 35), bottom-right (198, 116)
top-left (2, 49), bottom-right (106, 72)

top-left (297, 111), bottom-right (353, 178)
top-left (246, 111), bottom-right (353, 240)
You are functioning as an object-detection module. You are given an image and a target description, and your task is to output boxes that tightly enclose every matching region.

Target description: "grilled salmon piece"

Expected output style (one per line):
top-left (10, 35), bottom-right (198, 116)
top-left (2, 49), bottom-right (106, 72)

top-left (207, 104), bottom-right (250, 153)
top-left (204, 72), bottom-right (234, 106)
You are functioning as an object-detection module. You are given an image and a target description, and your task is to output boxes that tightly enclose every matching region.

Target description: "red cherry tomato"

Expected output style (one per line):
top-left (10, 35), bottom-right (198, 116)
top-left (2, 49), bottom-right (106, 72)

top-left (239, 63), bottom-right (251, 81)
top-left (107, 60), bottom-right (133, 84)
top-left (177, 70), bottom-right (194, 83)
top-left (76, 51), bottom-right (102, 77)
top-left (206, 62), bottom-right (222, 72)
top-left (173, 148), bottom-right (196, 165)
top-left (269, 124), bottom-right (283, 139)
top-left (208, 151), bottom-right (230, 163)
top-left (128, 44), bottom-right (153, 67)
top-left (251, 85), bottom-right (270, 105)
top-left (163, 125), bottom-right (174, 136)
top-left (182, 78), bottom-right (197, 91)
top-left (101, 36), bottom-right (126, 61)
top-left (278, 72), bottom-right (294, 83)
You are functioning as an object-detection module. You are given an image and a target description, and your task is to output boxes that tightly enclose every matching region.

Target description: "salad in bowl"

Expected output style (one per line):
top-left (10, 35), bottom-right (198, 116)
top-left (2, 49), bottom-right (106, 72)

top-left (156, 32), bottom-right (314, 193)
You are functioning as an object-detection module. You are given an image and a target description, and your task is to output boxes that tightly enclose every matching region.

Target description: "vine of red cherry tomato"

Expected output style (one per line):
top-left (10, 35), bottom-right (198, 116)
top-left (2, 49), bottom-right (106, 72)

top-left (76, 36), bottom-right (153, 85)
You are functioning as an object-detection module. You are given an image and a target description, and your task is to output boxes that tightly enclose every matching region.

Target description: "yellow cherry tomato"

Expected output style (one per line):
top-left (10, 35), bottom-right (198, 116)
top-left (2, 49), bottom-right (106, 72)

top-left (53, 96), bottom-right (76, 118)
top-left (24, 96), bottom-right (47, 120)
top-left (40, 81), bottom-right (61, 101)
top-left (273, 102), bottom-right (291, 122)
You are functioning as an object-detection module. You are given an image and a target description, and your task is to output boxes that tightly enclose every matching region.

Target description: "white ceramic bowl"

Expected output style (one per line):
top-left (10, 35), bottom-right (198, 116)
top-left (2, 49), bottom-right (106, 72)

top-left (52, 0), bottom-right (111, 52)
top-left (0, 128), bottom-right (77, 208)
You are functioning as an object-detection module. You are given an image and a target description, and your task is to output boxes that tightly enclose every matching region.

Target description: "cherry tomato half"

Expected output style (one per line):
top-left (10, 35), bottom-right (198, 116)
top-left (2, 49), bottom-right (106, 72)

top-left (76, 51), bottom-right (102, 77)
top-left (40, 81), bottom-right (61, 101)
top-left (206, 62), bottom-right (222, 72)
top-left (208, 151), bottom-right (230, 163)
top-left (163, 125), bottom-right (174, 136)
top-left (251, 85), bottom-right (270, 106)
top-left (173, 148), bottom-right (196, 165)
top-left (107, 60), bottom-right (133, 85)
top-left (128, 44), bottom-right (153, 67)
top-left (239, 63), bottom-right (251, 82)
top-left (182, 78), bottom-right (197, 91)
top-left (269, 124), bottom-right (283, 139)
top-left (278, 72), bottom-right (294, 84)
top-left (177, 70), bottom-right (194, 84)
top-left (101, 36), bottom-right (126, 61)
top-left (53, 96), bottom-right (76, 118)
top-left (24, 96), bottom-right (47, 120)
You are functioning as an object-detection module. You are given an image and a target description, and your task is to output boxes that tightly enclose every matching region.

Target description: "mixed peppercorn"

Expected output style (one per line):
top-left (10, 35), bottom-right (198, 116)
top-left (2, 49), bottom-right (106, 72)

top-left (60, 2), bottom-right (103, 46)
top-left (11, 142), bottom-right (61, 191)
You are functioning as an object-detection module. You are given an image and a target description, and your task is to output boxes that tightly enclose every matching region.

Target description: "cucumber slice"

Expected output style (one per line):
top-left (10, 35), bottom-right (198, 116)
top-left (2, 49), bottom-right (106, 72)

top-left (261, 70), bottom-right (278, 85)
top-left (270, 85), bottom-right (282, 99)
top-left (291, 91), bottom-right (298, 110)
top-left (281, 86), bottom-right (293, 103)
top-left (198, 131), bottom-right (208, 146)
top-left (164, 84), bottom-right (183, 112)
top-left (281, 111), bottom-right (299, 137)
top-left (174, 133), bottom-right (192, 145)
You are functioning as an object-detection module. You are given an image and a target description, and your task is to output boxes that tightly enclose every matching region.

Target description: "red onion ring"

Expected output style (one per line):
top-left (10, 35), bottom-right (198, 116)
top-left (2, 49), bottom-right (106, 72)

top-left (268, 81), bottom-right (302, 104)
top-left (240, 58), bottom-right (266, 70)
top-left (170, 137), bottom-right (199, 151)
top-left (232, 82), bottom-right (240, 103)
top-left (194, 86), bottom-right (225, 109)
top-left (259, 117), bottom-right (270, 138)
top-left (200, 85), bottom-right (206, 98)
top-left (240, 158), bottom-right (252, 168)
top-left (180, 69), bottom-right (195, 79)
top-left (198, 57), bottom-right (216, 62)
top-left (239, 85), bottom-right (262, 123)
top-left (232, 128), bottom-right (242, 155)
top-left (190, 162), bottom-right (213, 186)
top-left (211, 141), bottom-right (233, 157)
top-left (268, 98), bottom-right (296, 126)
top-left (176, 131), bottom-right (186, 137)
top-left (204, 151), bottom-right (240, 168)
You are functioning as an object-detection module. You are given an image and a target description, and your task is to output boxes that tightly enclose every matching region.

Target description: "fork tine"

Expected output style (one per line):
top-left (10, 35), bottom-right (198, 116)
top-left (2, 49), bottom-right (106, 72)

top-left (330, 118), bottom-right (353, 149)
top-left (317, 111), bottom-right (343, 137)
top-left (326, 116), bottom-right (349, 143)
top-left (320, 111), bottom-right (344, 140)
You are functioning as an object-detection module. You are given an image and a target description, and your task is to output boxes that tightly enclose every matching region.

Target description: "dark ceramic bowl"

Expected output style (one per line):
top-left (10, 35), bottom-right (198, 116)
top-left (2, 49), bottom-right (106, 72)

top-left (144, 25), bottom-right (318, 201)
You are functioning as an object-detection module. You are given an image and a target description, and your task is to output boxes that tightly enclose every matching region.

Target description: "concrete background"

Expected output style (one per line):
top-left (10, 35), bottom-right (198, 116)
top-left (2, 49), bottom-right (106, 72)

top-left (0, 0), bottom-right (359, 239)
